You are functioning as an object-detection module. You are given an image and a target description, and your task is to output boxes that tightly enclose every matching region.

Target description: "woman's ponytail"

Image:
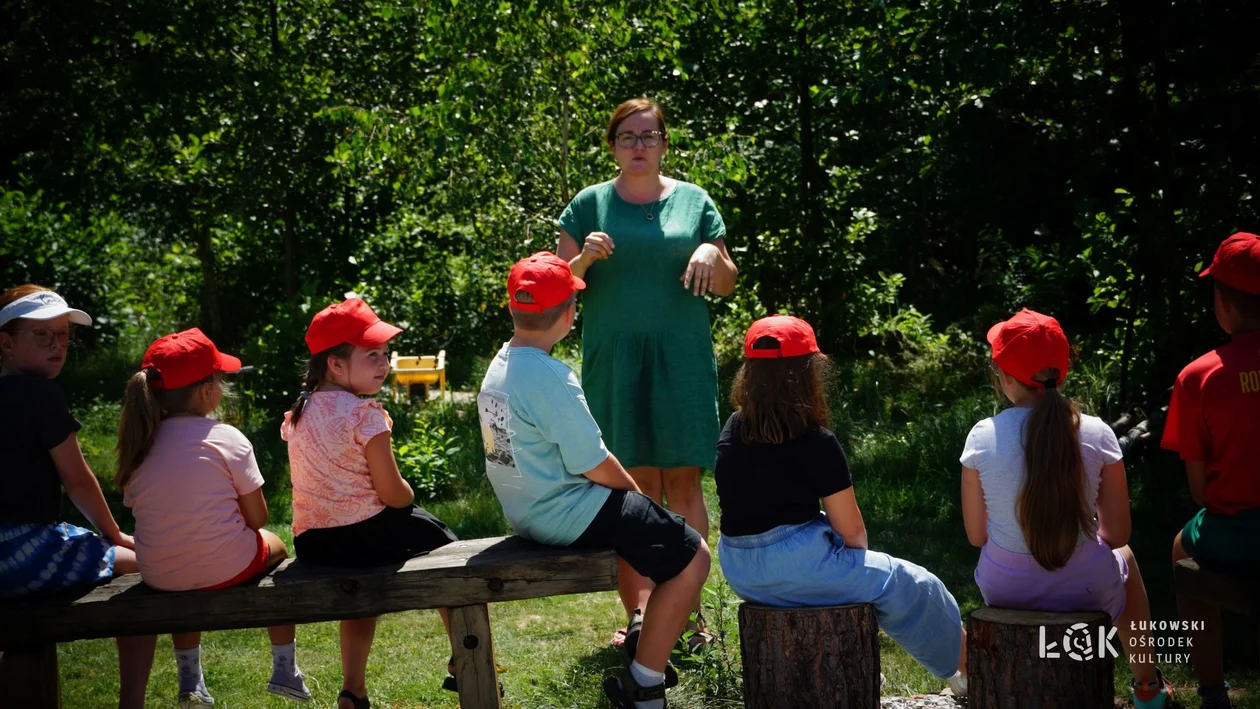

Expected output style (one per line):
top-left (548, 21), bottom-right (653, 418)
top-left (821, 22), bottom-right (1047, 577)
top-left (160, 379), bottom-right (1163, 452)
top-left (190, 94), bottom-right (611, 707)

top-left (115, 369), bottom-right (163, 488)
top-left (1017, 370), bottom-right (1092, 570)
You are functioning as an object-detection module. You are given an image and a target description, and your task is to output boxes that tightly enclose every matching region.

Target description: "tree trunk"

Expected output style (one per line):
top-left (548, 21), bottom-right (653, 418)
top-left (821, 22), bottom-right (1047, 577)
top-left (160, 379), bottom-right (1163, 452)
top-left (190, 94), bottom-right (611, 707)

top-left (739, 603), bottom-right (879, 709)
top-left (194, 217), bottom-right (221, 339)
top-left (968, 608), bottom-right (1114, 709)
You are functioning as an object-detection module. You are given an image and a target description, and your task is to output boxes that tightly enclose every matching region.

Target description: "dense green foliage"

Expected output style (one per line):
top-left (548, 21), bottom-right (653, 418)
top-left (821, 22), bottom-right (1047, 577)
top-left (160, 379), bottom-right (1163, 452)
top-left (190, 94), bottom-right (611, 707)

top-left (6, 0), bottom-right (1258, 419)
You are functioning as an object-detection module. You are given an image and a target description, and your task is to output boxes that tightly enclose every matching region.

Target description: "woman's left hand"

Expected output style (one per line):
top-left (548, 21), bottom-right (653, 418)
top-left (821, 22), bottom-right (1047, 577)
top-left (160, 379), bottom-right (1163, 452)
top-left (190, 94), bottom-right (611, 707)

top-left (682, 243), bottom-right (721, 296)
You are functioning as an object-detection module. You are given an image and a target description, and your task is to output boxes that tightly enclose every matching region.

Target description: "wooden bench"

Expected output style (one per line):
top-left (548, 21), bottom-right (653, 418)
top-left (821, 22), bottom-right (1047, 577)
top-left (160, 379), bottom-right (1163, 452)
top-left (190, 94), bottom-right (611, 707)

top-left (1174, 558), bottom-right (1260, 658)
top-left (1174, 558), bottom-right (1257, 618)
top-left (0, 536), bottom-right (616, 709)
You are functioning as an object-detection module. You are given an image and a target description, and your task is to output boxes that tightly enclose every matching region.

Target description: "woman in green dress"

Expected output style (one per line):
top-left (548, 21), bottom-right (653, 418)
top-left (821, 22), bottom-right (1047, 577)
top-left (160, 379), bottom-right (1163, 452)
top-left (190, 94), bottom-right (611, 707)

top-left (557, 98), bottom-right (737, 645)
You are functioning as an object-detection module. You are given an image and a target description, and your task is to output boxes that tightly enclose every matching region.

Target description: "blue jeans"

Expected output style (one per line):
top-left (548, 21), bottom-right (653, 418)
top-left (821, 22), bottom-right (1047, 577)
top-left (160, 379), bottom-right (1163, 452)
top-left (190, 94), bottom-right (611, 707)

top-left (719, 516), bottom-right (963, 678)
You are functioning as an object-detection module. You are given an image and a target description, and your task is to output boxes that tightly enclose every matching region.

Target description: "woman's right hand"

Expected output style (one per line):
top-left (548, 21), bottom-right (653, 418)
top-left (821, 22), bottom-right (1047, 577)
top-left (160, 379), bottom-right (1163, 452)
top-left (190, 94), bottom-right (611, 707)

top-left (579, 232), bottom-right (615, 266)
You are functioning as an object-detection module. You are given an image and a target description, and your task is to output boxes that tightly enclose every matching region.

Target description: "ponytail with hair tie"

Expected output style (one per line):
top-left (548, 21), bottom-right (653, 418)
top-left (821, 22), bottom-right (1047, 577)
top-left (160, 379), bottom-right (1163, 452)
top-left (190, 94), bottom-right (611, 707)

top-left (116, 368), bottom-right (163, 488)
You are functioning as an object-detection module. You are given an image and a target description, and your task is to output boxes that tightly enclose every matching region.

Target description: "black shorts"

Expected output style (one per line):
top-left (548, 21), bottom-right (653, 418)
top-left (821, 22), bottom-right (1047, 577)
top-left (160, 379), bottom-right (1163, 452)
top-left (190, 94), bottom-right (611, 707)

top-left (569, 490), bottom-right (702, 585)
top-left (294, 504), bottom-right (458, 567)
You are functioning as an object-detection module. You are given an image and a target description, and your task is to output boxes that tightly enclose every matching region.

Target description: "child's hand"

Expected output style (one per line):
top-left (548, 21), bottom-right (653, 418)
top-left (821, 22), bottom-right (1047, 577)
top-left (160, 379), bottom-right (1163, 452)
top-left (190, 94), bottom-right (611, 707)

top-left (108, 531), bottom-right (137, 550)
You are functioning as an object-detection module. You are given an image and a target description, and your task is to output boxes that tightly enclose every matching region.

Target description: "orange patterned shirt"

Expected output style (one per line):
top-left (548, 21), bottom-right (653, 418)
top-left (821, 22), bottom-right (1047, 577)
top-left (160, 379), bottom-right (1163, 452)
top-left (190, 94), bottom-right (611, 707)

top-left (282, 391), bottom-right (392, 537)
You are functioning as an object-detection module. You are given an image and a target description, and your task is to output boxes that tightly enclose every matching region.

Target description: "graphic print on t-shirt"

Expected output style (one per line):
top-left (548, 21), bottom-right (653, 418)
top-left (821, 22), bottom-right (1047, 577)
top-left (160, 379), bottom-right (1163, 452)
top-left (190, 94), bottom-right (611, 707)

top-left (477, 389), bottom-right (518, 472)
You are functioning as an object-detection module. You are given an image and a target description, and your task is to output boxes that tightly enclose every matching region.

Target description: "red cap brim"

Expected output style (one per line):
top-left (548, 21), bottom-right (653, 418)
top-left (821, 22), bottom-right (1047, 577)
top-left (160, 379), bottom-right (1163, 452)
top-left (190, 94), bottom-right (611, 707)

top-left (985, 321), bottom-right (1004, 346)
top-left (216, 352), bottom-right (243, 374)
top-left (1199, 263), bottom-right (1214, 279)
top-left (572, 275), bottom-right (587, 291)
top-left (355, 320), bottom-right (403, 347)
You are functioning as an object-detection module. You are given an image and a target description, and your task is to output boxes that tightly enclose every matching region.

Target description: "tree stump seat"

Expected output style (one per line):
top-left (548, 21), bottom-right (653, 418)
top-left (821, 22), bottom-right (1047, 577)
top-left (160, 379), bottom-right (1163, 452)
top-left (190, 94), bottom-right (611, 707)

top-left (0, 536), bottom-right (616, 709)
top-left (967, 607), bottom-right (1115, 709)
top-left (738, 602), bottom-right (881, 709)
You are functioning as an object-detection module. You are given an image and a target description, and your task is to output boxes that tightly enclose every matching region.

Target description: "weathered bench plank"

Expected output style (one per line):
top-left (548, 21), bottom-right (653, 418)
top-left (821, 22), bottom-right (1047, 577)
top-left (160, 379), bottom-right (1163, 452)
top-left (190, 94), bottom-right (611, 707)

top-left (1173, 558), bottom-right (1257, 617)
top-left (0, 536), bottom-right (617, 648)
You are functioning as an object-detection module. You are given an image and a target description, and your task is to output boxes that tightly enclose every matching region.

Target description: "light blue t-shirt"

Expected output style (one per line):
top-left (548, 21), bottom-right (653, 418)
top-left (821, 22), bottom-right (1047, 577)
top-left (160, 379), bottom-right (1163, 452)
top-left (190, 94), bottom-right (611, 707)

top-left (476, 343), bottom-right (612, 545)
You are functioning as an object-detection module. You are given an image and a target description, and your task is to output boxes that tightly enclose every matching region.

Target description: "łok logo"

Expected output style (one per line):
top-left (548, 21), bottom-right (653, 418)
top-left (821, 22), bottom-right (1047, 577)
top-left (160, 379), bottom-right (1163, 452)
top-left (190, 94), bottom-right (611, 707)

top-left (1038, 623), bottom-right (1119, 661)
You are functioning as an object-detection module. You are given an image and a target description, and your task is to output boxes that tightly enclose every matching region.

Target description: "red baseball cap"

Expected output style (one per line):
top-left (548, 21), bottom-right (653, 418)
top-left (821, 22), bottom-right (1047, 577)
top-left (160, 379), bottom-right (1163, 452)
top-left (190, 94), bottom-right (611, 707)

top-left (986, 309), bottom-right (1070, 389)
top-left (142, 328), bottom-right (242, 390)
top-left (744, 315), bottom-right (820, 359)
top-left (1200, 232), bottom-right (1260, 295)
top-left (305, 298), bottom-right (402, 354)
top-left (507, 251), bottom-right (585, 313)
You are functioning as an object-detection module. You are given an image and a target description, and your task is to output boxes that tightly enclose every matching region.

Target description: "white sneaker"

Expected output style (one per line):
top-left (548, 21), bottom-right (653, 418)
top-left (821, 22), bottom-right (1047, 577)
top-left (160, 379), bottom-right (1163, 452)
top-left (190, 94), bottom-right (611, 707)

top-left (267, 670), bottom-right (312, 702)
top-left (946, 671), bottom-right (968, 697)
top-left (178, 689), bottom-right (215, 709)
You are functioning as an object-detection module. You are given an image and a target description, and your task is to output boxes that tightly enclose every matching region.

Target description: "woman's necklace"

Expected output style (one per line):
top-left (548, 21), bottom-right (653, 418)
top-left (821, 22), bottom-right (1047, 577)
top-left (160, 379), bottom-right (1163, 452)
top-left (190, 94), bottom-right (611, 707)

top-left (619, 177), bottom-right (662, 221)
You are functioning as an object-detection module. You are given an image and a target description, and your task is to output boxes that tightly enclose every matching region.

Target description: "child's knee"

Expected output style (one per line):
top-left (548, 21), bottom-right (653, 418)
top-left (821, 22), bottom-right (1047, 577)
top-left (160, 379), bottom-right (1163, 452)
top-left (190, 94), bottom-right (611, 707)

top-left (685, 539), bottom-right (712, 581)
top-left (261, 529), bottom-right (290, 564)
top-left (1171, 531), bottom-right (1190, 564)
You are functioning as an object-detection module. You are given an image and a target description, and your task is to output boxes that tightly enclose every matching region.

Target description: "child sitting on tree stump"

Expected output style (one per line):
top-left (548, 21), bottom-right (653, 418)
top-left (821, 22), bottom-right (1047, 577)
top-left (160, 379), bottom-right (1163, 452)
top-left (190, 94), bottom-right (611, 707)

top-left (1164, 232), bottom-right (1260, 709)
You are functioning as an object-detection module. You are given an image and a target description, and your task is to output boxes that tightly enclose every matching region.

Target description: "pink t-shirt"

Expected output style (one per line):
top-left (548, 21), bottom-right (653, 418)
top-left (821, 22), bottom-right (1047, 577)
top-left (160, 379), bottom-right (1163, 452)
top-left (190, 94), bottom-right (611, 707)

top-left (123, 416), bottom-right (265, 592)
top-left (282, 391), bottom-right (392, 538)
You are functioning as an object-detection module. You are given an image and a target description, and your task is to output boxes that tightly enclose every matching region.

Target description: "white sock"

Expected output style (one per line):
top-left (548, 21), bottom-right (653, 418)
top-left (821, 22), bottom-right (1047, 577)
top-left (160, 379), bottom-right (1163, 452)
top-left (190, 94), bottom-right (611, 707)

top-left (629, 660), bottom-right (665, 709)
top-left (270, 641), bottom-right (300, 678)
top-left (175, 646), bottom-right (209, 696)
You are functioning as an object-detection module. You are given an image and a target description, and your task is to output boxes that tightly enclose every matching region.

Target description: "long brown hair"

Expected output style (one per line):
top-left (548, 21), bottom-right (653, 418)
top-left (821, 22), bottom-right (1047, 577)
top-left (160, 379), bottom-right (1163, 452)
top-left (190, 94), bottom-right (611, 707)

top-left (287, 342), bottom-right (354, 426)
top-left (730, 339), bottom-right (830, 444)
top-left (115, 369), bottom-right (217, 487)
top-left (605, 98), bottom-right (668, 146)
top-left (1006, 367), bottom-right (1093, 571)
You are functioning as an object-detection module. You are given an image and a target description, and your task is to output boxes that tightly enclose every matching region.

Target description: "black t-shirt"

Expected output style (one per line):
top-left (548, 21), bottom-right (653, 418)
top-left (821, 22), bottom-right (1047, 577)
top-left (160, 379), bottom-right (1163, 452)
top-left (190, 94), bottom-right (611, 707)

top-left (0, 374), bottom-right (80, 525)
top-left (714, 411), bottom-right (853, 537)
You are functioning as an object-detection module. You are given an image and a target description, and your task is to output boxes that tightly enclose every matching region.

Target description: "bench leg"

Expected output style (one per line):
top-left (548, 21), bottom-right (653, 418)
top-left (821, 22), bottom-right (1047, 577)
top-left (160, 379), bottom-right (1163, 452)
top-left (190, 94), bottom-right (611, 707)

top-left (449, 603), bottom-right (502, 709)
top-left (0, 644), bottom-right (61, 709)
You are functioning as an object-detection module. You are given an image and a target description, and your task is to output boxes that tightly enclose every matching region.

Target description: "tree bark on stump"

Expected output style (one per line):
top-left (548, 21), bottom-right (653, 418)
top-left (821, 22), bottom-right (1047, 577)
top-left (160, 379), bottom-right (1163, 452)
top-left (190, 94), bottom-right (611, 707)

top-left (739, 603), bottom-right (879, 709)
top-left (968, 608), bottom-right (1115, 709)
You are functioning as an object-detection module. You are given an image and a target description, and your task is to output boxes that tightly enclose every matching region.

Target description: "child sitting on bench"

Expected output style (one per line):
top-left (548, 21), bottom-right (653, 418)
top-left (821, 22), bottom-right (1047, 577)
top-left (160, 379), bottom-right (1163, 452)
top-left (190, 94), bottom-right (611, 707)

top-left (1163, 232), bottom-right (1260, 709)
top-left (478, 252), bottom-right (710, 709)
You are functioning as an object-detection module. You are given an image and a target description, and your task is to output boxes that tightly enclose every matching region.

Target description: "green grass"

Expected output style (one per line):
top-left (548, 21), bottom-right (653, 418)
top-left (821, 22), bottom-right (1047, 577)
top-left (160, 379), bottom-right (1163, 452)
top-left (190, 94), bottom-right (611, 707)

top-left (54, 389), bottom-right (1259, 707)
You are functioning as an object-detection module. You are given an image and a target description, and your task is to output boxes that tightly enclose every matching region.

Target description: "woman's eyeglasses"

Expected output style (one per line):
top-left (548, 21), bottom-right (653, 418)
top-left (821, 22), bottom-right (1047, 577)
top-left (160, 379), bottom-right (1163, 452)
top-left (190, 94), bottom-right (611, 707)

top-left (615, 131), bottom-right (664, 149)
top-left (16, 328), bottom-right (74, 348)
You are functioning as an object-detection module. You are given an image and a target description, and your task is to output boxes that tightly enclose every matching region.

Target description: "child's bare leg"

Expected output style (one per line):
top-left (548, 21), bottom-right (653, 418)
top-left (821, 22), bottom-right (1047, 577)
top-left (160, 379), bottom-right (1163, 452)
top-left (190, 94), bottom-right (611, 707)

top-left (1172, 532), bottom-right (1225, 686)
top-left (1114, 545), bottom-right (1157, 684)
top-left (111, 548), bottom-right (156, 709)
top-left (635, 540), bottom-right (711, 672)
top-left (958, 629), bottom-right (968, 676)
top-left (172, 632), bottom-right (201, 650)
top-left (116, 634), bottom-right (156, 709)
top-left (266, 626), bottom-right (296, 646)
top-left (621, 467), bottom-right (662, 616)
top-left (257, 530), bottom-right (298, 645)
top-left (339, 617), bottom-right (377, 701)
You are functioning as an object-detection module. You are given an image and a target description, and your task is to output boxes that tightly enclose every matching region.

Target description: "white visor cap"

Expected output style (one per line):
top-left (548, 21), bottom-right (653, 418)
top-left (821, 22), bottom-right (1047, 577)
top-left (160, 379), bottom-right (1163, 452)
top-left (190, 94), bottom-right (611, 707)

top-left (0, 291), bottom-right (93, 329)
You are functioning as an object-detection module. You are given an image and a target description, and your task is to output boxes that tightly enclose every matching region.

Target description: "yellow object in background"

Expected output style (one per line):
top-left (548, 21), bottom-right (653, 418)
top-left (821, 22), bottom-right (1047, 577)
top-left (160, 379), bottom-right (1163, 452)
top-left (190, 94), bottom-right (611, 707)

top-left (391, 350), bottom-right (447, 401)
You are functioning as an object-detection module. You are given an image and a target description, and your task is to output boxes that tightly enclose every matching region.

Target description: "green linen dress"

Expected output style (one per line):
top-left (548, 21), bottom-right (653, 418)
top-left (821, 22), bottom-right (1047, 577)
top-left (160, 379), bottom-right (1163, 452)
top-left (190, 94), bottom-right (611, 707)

top-left (558, 179), bottom-right (725, 470)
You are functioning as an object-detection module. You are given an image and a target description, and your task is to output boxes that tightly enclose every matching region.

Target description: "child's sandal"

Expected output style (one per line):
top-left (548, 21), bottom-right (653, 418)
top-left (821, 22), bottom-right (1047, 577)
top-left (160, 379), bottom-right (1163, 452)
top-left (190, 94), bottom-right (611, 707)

top-left (619, 611), bottom-right (679, 688)
top-left (337, 690), bottom-right (370, 709)
top-left (602, 669), bottom-right (668, 709)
